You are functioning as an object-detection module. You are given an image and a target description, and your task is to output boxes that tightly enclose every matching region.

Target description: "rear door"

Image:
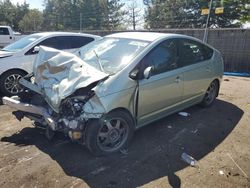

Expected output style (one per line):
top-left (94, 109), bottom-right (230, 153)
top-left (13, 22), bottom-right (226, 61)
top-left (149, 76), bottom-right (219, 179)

top-left (178, 38), bottom-right (214, 105)
top-left (137, 39), bottom-right (183, 126)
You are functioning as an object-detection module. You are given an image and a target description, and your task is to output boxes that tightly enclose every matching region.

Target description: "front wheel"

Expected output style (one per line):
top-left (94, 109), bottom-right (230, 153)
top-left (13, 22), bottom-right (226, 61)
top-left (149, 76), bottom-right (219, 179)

top-left (200, 80), bottom-right (219, 107)
top-left (85, 110), bottom-right (135, 156)
top-left (0, 70), bottom-right (27, 96)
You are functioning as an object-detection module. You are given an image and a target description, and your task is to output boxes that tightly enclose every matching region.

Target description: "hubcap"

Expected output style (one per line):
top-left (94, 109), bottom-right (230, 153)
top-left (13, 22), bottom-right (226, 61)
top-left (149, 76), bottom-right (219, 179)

top-left (205, 82), bottom-right (216, 104)
top-left (4, 74), bottom-right (23, 94)
top-left (97, 118), bottom-right (129, 152)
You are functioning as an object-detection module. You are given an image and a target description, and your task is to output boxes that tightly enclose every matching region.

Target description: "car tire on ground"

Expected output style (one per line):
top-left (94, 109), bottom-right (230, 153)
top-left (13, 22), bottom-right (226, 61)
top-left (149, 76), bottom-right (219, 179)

top-left (0, 70), bottom-right (27, 96)
top-left (200, 80), bottom-right (219, 107)
top-left (85, 110), bottom-right (135, 156)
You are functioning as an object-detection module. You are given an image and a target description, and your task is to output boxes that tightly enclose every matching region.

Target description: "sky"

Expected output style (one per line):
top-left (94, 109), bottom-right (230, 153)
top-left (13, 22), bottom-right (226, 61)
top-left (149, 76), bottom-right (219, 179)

top-left (10, 0), bottom-right (145, 11)
top-left (10, 0), bottom-right (44, 10)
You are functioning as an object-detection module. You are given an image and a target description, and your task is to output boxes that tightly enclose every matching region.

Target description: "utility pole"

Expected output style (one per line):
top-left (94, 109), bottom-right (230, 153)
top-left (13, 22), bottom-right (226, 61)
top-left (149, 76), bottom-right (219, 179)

top-left (80, 13), bottom-right (82, 32)
top-left (203, 0), bottom-right (213, 43)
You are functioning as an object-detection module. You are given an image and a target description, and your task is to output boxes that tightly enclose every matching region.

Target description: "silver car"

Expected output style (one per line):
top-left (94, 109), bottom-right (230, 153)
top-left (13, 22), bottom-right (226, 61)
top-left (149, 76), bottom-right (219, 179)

top-left (3, 32), bottom-right (223, 156)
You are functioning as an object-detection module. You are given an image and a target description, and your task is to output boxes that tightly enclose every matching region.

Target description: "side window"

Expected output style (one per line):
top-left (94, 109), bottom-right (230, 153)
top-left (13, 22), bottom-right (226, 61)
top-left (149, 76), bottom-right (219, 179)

top-left (39, 36), bottom-right (70, 50)
top-left (25, 37), bottom-right (65, 55)
top-left (178, 39), bottom-right (213, 67)
top-left (0, 28), bottom-right (10, 35)
top-left (70, 36), bottom-right (94, 48)
top-left (142, 39), bottom-right (178, 76)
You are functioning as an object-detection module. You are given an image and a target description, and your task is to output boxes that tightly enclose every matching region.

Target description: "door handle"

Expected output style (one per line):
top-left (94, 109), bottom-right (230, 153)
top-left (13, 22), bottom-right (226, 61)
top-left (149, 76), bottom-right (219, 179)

top-left (175, 76), bottom-right (181, 83)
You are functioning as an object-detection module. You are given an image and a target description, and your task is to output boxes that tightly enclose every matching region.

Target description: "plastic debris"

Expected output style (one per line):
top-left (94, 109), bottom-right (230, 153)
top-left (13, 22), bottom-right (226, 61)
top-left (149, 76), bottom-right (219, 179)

top-left (219, 170), bottom-right (224, 175)
top-left (178, 112), bottom-right (190, 117)
top-left (181, 152), bottom-right (197, 167)
top-left (191, 129), bottom-right (198, 134)
top-left (167, 125), bottom-right (172, 129)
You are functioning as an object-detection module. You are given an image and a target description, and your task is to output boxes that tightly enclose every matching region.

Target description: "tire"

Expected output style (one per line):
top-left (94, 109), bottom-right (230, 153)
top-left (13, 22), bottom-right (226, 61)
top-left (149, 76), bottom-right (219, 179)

top-left (85, 110), bottom-right (135, 156)
top-left (0, 70), bottom-right (27, 96)
top-left (200, 80), bottom-right (219, 107)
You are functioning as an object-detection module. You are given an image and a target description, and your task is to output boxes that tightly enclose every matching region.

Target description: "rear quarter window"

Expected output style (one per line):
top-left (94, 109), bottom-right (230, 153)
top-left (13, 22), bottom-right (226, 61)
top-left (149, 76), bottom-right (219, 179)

top-left (202, 45), bottom-right (214, 60)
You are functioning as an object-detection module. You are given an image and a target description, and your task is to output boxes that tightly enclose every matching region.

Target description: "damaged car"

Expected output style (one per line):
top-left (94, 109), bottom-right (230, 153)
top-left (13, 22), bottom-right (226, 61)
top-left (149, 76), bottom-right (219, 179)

top-left (2, 32), bottom-right (223, 156)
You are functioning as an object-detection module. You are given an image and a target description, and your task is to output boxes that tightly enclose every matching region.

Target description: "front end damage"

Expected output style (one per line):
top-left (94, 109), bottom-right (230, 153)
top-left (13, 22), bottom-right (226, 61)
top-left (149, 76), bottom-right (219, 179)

top-left (3, 46), bottom-right (109, 142)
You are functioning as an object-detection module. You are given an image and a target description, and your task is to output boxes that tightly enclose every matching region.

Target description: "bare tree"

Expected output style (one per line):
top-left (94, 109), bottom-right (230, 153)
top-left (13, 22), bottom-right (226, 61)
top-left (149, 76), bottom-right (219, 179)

top-left (126, 0), bottom-right (143, 30)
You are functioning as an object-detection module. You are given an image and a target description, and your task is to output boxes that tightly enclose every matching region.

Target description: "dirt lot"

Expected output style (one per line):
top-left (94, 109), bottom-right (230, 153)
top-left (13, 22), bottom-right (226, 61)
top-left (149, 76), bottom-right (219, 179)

top-left (0, 76), bottom-right (249, 188)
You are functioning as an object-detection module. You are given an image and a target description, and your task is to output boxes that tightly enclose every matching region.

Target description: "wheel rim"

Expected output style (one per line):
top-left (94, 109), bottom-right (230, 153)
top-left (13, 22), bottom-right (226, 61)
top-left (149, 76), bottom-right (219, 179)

top-left (97, 118), bottom-right (129, 152)
top-left (4, 74), bottom-right (23, 94)
top-left (204, 82), bottom-right (217, 104)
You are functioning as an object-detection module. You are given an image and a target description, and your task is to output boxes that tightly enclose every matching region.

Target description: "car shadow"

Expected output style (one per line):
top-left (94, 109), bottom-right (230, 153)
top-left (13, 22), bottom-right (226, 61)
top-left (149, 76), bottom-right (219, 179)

top-left (1, 99), bottom-right (244, 188)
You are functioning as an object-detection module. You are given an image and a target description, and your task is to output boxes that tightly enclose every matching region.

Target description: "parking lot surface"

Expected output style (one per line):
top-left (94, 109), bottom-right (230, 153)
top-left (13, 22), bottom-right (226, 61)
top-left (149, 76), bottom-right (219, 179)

top-left (0, 76), bottom-right (249, 188)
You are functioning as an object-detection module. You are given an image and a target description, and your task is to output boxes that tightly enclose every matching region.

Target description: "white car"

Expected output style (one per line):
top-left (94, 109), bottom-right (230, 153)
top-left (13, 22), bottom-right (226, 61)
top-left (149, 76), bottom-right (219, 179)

top-left (0, 32), bottom-right (100, 95)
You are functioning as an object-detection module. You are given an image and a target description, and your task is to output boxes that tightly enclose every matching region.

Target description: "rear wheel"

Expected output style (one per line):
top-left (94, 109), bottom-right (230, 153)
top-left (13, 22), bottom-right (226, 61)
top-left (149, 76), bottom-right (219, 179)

top-left (85, 110), bottom-right (134, 156)
top-left (200, 80), bottom-right (219, 107)
top-left (0, 70), bottom-right (27, 96)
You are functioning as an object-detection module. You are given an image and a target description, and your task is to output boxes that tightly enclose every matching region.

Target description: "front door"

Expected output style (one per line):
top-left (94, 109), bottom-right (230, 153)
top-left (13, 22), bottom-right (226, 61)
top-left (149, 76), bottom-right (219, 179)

top-left (137, 39), bottom-right (183, 127)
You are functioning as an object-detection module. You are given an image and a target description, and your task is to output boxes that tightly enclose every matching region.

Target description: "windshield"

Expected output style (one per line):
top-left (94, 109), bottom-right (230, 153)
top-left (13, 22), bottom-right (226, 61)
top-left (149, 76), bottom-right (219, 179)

top-left (3, 34), bottom-right (43, 52)
top-left (78, 37), bottom-right (149, 74)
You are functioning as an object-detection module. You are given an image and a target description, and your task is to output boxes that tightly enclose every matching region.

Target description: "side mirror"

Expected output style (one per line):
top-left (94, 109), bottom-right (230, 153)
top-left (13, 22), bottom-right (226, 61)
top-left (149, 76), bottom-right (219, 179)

top-left (129, 69), bottom-right (139, 80)
top-left (33, 46), bottom-right (40, 53)
top-left (143, 66), bottom-right (153, 79)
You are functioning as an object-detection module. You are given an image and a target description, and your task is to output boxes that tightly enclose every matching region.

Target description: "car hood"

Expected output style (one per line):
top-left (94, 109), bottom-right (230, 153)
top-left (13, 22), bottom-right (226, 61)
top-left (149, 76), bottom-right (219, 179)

top-left (33, 46), bottom-right (109, 112)
top-left (0, 50), bottom-right (14, 58)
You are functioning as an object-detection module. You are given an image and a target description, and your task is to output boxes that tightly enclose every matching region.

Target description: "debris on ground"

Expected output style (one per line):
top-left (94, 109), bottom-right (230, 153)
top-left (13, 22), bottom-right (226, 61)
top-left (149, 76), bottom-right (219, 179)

top-left (227, 153), bottom-right (248, 178)
top-left (167, 125), bottom-right (172, 129)
top-left (191, 129), bottom-right (198, 134)
top-left (181, 152), bottom-right (197, 167)
top-left (178, 112), bottom-right (190, 117)
top-left (219, 170), bottom-right (224, 175)
top-left (224, 78), bottom-right (230, 81)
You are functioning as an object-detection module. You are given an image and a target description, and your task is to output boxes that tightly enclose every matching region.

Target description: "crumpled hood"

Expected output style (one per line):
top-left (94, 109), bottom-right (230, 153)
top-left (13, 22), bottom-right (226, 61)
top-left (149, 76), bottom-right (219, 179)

top-left (0, 50), bottom-right (13, 58)
top-left (33, 46), bottom-right (108, 112)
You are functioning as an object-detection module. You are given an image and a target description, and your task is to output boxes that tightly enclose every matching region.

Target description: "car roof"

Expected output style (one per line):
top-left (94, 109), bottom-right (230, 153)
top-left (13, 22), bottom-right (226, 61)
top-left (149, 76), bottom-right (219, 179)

top-left (29, 32), bottom-right (100, 39)
top-left (105, 32), bottom-right (183, 42)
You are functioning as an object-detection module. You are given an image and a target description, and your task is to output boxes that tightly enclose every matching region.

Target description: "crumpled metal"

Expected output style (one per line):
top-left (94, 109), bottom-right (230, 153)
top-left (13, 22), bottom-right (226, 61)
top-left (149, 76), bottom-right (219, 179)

top-left (33, 46), bottom-right (108, 112)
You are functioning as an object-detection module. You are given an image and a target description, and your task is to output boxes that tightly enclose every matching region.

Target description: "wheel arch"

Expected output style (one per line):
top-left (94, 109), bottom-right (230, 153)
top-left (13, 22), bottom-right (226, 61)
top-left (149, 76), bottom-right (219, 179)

top-left (212, 78), bottom-right (220, 97)
top-left (0, 68), bottom-right (28, 78)
top-left (107, 107), bottom-right (137, 127)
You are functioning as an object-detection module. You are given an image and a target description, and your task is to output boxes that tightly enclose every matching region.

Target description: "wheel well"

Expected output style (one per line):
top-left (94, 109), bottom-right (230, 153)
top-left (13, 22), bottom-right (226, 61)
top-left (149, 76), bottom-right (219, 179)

top-left (0, 69), bottom-right (28, 78)
top-left (108, 107), bottom-right (136, 127)
top-left (213, 78), bottom-right (220, 97)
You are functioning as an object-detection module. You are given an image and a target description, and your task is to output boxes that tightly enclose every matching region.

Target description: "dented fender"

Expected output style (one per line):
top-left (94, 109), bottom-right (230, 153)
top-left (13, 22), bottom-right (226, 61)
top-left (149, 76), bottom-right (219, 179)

top-left (81, 95), bottom-right (107, 119)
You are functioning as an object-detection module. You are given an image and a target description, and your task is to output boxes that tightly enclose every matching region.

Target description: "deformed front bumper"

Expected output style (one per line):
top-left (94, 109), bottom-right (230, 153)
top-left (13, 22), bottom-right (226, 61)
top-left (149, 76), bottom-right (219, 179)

top-left (2, 96), bottom-right (56, 130)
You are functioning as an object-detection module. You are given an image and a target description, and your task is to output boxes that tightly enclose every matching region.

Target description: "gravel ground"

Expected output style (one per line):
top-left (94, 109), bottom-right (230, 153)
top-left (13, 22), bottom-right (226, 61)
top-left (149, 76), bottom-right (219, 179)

top-left (0, 76), bottom-right (249, 188)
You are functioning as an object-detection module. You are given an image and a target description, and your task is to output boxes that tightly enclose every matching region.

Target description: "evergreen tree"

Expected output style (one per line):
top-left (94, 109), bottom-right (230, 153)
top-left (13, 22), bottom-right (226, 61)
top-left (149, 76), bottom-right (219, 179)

top-left (19, 9), bottom-right (43, 32)
top-left (145, 0), bottom-right (250, 29)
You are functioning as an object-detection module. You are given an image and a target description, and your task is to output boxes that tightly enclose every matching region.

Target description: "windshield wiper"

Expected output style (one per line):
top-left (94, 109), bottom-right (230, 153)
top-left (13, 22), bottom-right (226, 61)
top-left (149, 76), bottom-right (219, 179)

top-left (93, 50), bottom-right (104, 72)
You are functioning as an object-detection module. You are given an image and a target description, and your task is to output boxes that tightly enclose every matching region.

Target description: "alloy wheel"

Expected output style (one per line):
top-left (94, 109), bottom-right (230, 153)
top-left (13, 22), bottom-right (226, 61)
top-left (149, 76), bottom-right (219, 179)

top-left (4, 74), bottom-right (23, 94)
top-left (97, 118), bottom-right (129, 152)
